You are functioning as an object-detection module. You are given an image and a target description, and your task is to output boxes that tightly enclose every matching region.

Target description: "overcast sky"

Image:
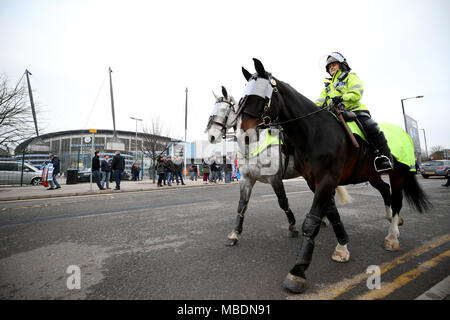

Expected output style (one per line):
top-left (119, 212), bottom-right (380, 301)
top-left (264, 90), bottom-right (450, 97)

top-left (1, 0), bottom-right (449, 151)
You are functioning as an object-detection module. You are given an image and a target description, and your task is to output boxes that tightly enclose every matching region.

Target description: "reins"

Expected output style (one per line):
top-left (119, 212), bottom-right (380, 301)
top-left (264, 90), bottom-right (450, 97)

top-left (267, 108), bottom-right (325, 127)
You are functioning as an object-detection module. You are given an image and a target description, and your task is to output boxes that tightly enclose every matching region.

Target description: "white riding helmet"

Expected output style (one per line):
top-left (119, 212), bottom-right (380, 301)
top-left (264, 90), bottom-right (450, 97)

top-left (325, 52), bottom-right (351, 73)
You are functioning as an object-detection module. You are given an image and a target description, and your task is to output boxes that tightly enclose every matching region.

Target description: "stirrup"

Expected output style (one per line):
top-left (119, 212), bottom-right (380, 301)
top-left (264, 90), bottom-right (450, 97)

top-left (374, 155), bottom-right (393, 173)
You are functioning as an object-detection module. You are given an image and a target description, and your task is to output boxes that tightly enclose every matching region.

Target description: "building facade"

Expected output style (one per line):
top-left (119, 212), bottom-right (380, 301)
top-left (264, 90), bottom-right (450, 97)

top-left (15, 129), bottom-right (174, 173)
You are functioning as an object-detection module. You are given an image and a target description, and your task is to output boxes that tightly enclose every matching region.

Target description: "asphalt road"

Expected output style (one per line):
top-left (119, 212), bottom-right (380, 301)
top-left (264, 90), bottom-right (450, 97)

top-left (0, 176), bottom-right (449, 300)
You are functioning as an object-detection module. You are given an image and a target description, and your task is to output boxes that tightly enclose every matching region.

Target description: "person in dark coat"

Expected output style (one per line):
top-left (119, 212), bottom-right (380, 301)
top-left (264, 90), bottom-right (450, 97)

top-left (166, 156), bottom-right (176, 186)
top-left (48, 154), bottom-right (61, 190)
top-left (111, 151), bottom-right (125, 190)
top-left (190, 162), bottom-right (198, 181)
top-left (224, 156), bottom-right (233, 183)
top-left (209, 156), bottom-right (218, 183)
top-left (156, 156), bottom-right (166, 187)
top-left (131, 163), bottom-right (139, 181)
top-left (202, 159), bottom-right (210, 184)
top-left (101, 155), bottom-right (112, 189)
top-left (92, 150), bottom-right (104, 190)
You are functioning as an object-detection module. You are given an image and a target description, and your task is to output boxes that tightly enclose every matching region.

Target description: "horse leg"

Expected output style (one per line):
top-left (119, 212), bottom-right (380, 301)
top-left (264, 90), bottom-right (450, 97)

top-left (384, 169), bottom-right (404, 251)
top-left (283, 181), bottom-right (333, 293)
top-left (325, 195), bottom-right (350, 263)
top-left (226, 178), bottom-right (256, 246)
top-left (368, 177), bottom-right (404, 226)
top-left (269, 178), bottom-right (299, 238)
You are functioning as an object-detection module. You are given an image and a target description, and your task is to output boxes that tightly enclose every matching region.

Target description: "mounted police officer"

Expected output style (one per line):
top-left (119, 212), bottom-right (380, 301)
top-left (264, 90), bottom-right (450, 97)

top-left (315, 52), bottom-right (393, 172)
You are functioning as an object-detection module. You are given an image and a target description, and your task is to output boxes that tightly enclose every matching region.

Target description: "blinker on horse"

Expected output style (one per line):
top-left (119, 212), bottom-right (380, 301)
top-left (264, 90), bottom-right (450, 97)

top-left (236, 58), bottom-right (430, 294)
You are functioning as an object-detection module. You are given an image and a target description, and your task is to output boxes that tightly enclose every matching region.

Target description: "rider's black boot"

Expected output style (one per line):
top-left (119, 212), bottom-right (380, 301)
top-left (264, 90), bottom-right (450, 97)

top-left (368, 125), bottom-right (394, 173)
top-left (356, 111), bottom-right (393, 173)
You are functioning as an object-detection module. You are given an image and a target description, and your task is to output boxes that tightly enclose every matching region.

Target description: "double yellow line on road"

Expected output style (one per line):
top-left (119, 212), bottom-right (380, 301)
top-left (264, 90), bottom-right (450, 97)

top-left (355, 249), bottom-right (450, 300)
top-left (288, 234), bottom-right (450, 300)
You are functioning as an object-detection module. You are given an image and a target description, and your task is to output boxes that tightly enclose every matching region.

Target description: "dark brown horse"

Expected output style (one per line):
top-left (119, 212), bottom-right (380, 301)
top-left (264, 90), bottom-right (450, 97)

top-left (233, 58), bottom-right (430, 293)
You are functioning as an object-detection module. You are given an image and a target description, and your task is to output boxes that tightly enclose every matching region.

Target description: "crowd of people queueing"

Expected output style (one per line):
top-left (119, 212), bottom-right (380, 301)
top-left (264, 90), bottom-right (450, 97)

top-left (155, 155), bottom-right (240, 187)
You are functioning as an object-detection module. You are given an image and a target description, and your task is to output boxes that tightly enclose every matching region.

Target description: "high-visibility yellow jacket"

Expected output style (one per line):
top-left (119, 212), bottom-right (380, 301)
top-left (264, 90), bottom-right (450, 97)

top-left (315, 69), bottom-right (368, 112)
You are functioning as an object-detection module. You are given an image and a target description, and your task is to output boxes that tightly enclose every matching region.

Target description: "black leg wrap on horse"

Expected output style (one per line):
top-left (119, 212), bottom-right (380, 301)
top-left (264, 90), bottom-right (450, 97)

top-left (302, 213), bottom-right (322, 239)
top-left (324, 201), bottom-right (349, 245)
top-left (234, 214), bottom-right (244, 234)
top-left (235, 200), bottom-right (248, 234)
top-left (278, 198), bottom-right (289, 212)
top-left (237, 200), bottom-right (248, 215)
top-left (278, 198), bottom-right (296, 226)
top-left (331, 222), bottom-right (349, 245)
top-left (292, 214), bottom-right (322, 270)
top-left (295, 236), bottom-right (315, 266)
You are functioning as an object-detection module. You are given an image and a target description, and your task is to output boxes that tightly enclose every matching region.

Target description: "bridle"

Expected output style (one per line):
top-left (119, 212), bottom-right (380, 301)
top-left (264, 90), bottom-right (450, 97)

top-left (205, 97), bottom-right (236, 136)
top-left (233, 73), bottom-right (325, 129)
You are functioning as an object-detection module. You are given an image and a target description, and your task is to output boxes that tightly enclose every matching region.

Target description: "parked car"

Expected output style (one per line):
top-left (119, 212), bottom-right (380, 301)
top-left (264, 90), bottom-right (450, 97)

top-left (77, 168), bottom-right (131, 182)
top-left (0, 161), bottom-right (42, 185)
top-left (419, 160), bottom-right (450, 179)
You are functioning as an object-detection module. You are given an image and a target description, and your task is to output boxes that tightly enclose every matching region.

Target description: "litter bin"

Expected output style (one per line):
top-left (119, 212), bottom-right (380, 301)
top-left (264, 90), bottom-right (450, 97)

top-left (66, 169), bottom-right (78, 185)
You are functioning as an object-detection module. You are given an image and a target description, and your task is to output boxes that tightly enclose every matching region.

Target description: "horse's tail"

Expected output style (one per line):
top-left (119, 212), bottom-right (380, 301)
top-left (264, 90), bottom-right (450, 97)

top-left (336, 186), bottom-right (352, 205)
top-left (403, 170), bottom-right (431, 213)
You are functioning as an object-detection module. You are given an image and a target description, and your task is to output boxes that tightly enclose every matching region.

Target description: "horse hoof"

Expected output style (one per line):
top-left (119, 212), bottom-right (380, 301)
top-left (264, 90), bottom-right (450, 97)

top-left (384, 238), bottom-right (400, 251)
top-left (226, 239), bottom-right (238, 246)
top-left (288, 230), bottom-right (299, 238)
top-left (331, 248), bottom-right (350, 263)
top-left (398, 217), bottom-right (404, 226)
top-left (283, 273), bottom-right (307, 293)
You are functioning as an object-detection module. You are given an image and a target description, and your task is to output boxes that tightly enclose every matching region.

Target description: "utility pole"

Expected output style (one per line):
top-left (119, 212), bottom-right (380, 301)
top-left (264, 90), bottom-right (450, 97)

top-left (184, 87), bottom-right (188, 176)
top-left (25, 69), bottom-right (39, 137)
top-left (420, 128), bottom-right (429, 160)
top-left (130, 117), bottom-right (142, 162)
top-left (109, 67), bottom-right (117, 138)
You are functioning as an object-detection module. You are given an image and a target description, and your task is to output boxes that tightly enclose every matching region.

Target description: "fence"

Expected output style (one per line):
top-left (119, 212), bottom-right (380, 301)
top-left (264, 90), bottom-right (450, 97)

top-left (0, 151), bottom-right (145, 186)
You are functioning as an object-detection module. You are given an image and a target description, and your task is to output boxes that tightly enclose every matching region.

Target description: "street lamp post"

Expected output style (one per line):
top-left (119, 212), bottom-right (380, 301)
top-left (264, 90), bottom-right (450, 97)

top-left (420, 128), bottom-right (428, 160)
top-left (130, 117), bottom-right (143, 162)
top-left (401, 95), bottom-right (424, 133)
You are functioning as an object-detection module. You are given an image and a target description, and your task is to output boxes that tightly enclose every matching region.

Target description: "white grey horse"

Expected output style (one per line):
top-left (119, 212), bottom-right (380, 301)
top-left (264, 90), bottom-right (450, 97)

top-left (206, 86), bottom-right (351, 262)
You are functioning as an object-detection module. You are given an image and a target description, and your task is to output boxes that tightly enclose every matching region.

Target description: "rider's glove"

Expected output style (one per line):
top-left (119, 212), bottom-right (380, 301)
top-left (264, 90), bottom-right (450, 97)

top-left (332, 96), bottom-right (343, 106)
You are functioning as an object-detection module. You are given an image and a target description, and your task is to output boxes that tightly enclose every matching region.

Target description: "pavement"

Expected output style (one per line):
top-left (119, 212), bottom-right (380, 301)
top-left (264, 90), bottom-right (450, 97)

top-left (0, 175), bottom-right (448, 300)
top-left (0, 177), bottom-right (239, 201)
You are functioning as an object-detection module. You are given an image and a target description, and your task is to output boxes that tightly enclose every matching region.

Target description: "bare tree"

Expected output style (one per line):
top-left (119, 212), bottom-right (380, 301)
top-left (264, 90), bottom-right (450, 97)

top-left (141, 116), bottom-right (172, 183)
top-left (429, 145), bottom-right (445, 160)
top-left (0, 74), bottom-right (38, 153)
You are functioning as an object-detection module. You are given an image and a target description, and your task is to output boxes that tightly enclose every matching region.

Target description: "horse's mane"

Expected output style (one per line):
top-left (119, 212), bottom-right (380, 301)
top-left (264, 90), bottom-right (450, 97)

top-left (276, 78), bottom-right (319, 111)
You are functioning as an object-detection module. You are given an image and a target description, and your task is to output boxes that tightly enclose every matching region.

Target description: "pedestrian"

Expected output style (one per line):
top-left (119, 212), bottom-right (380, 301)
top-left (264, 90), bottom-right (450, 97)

top-left (92, 150), bottom-right (105, 190)
top-left (101, 154), bottom-right (112, 189)
top-left (443, 173), bottom-right (450, 188)
top-left (210, 156), bottom-right (218, 183)
top-left (190, 162), bottom-right (198, 181)
top-left (224, 156), bottom-right (232, 183)
top-left (174, 156), bottom-right (186, 185)
top-left (131, 163), bottom-right (139, 181)
top-left (156, 156), bottom-right (166, 187)
top-left (111, 151), bottom-right (125, 190)
top-left (202, 159), bottom-right (210, 184)
top-left (217, 157), bottom-right (224, 182)
top-left (166, 156), bottom-right (176, 186)
top-left (47, 154), bottom-right (61, 190)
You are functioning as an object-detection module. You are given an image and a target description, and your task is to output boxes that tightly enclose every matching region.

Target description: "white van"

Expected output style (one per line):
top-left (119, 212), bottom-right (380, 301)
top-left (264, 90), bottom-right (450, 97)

top-left (0, 161), bottom-right (43, 185)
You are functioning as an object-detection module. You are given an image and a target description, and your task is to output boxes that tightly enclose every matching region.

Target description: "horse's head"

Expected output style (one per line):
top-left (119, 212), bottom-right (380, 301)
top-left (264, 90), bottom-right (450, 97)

top-left (231, 58), bottom-right (283, 133)
top-left (205, 86), bottom-right (236, 143)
